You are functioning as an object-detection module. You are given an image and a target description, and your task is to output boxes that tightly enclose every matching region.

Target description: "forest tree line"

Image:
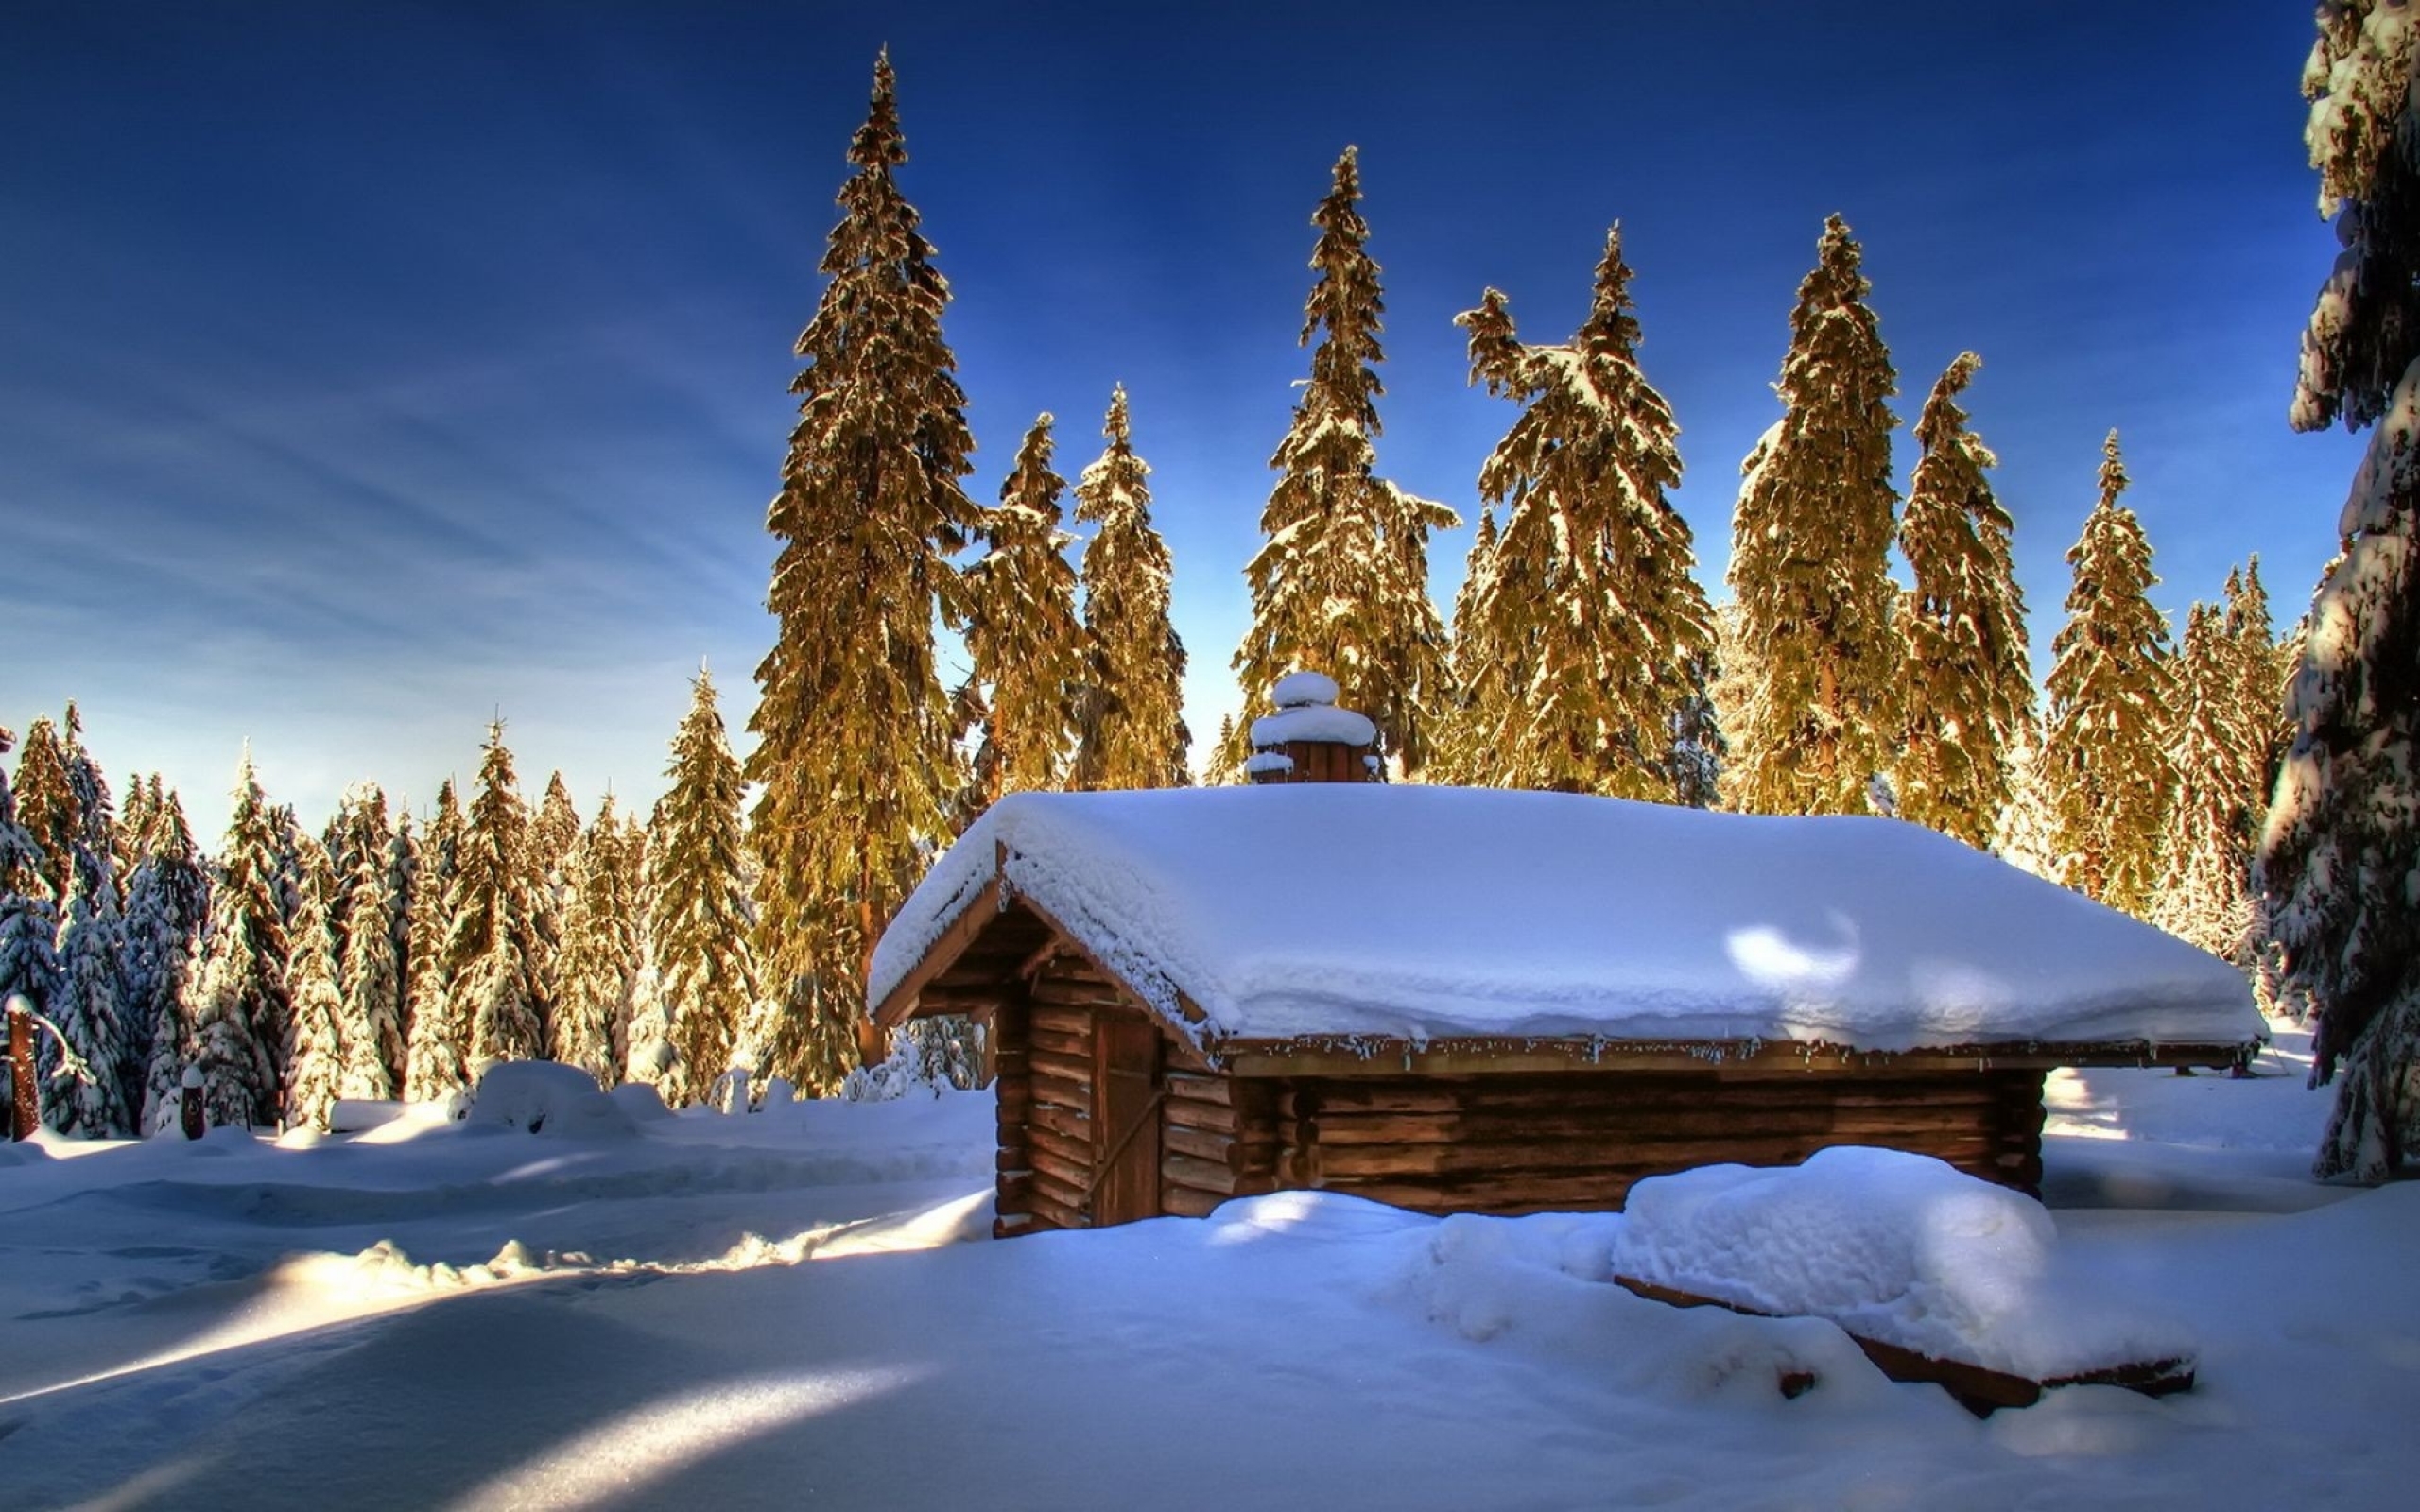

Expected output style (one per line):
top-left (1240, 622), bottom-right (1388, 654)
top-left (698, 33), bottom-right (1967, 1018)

top-left (6, 14), bottom-right (2415, 1183)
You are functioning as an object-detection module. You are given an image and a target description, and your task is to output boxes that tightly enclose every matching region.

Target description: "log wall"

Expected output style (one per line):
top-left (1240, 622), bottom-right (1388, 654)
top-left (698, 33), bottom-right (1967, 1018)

top-left (1265, 1069), bottom-right (2047, 1217)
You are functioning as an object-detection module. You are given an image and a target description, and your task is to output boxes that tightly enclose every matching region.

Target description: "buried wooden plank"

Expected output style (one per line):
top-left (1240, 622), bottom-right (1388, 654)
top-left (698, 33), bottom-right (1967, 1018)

top-left (1611, 1275), bottom-right (2195, 1417)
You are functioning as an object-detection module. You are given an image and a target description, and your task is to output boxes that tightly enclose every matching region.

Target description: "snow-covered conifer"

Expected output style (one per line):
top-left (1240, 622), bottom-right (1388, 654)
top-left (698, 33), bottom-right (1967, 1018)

top-left (2222, 558), bottom-right (2291, 815)
top-left (2038, 432), bottom-right (2173, 917)
top-left (403, 783), bottom-right (469, 1101)
top-left (59, 704), bottom-right (116, 907)
top-left (748, 52), bottom-right (980, 1092)
top-left (1234, 147), bottom-right (1456, 772)
top-left (1202, 715), bottom-right (1244, 788)
top-left (445, 724), bottom-right (546, 1070)
top-left (551, 795), bottom-right (641, 1087)
top-left (43, 860), bottom-right (131, 1135)
top-left (1446, 230), bottom-right (1714, 799)
top-left (1071, 385), bottom-right (1191, 791)
top-left (1992, 719), bottom-right (2064, 884)
top-left (12, 714), bottom-right (76, 903)
top-left (332, 786), bottom-right (404, 1100)
top-left (0, 729), bottom-right (62, 1094)
top-left (1662, 648), bottom-right (1725, 810)
top-left (2150, 605), bottom-right (2259, 960)
top-left (2264, 0), bottom-right (2420, 1178)
top-left (189, 750), bottom-right (289, 1127)
top-left (1893, 353), bottom-right (2031, 848)
top-left (126, 790), bottom-right (209, 1131)
top-left (1720, 215), bottom-right (1903, 816)
top-left (964, 415), bottom-right (1086, 803)
top-left (643, 671), bottom-right (758, 1106)
top-left (283, 838), bottom-right (346, 1132)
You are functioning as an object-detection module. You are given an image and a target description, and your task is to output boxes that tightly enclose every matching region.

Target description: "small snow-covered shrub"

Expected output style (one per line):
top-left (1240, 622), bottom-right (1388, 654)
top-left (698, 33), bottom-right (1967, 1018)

top-left (467, 1061), bottom-right (635, 1139)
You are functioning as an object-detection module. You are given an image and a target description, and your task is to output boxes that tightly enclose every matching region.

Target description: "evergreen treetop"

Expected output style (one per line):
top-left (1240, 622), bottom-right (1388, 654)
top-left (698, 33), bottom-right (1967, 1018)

top-left (1720, 215), bottom-right (1903, 816)
top-left (1893, 352), bottom-right (2032, 847)
top-left (1234, 146), bottom-right (1455, 772)
top-left (2041, 432), bottom-right (2173, 917)
top-left (1072, 386), bottom-right (1191, 792)
top-left (964, 413), bottom-right (1085, 803)
top-left (749, 50), bottom-right (978, 1090)
top-left (1446, 228), bottom-right (1714, 799)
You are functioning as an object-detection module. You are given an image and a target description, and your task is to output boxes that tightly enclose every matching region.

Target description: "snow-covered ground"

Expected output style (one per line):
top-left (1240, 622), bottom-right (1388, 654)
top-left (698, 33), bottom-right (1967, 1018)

top-left (4, 1022), bottom-right (2413, 1510)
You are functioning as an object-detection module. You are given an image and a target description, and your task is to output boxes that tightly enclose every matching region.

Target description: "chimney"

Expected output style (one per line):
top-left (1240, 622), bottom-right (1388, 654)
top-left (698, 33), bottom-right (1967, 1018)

top-left (1245, 671), bottom-right (1383, 785)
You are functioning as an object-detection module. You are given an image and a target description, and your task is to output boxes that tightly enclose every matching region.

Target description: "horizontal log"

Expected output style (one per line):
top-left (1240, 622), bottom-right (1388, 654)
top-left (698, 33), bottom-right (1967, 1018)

top-left (1026, 1187), bottom-right (1087, 1232)
top-left (1031, 1161), bottom-right (1090, 1213)
top-left (1029, 1101), bottom-right (1093, 1146)
top-left (994, 1145), bottom-right (1030, 1173)
top-left (1029, 1047), bottom-right (1092, 1086)
top-left (1165, 1071), bottom-right (1234, 1107)
top-left (992, 1049), bottom-right (1030, 1078)
top-left (993, 1212), bottom-right (1037, 1239)
top-left (1288, 1077), bottom-right (2014, 1118)
top-left (1028, 1141), bottom-right (1090, 1194)
top-left (1029, 1004), bottom-right (1093, 1039)
top-left (1028, 1024), bottom-right (1091, 1062)
top-left (1029, 1059), bottom-right (1090, 1103)
top-left (1027, 1120), bottom-right (1089, 1170)
top-left (1163, 1152), bottom-right (1243, 1195)
top-left (994, 1082), bottom-right (1031, 1119)
top-left (996, 1172), bottom-right (1033, 1210)
top-left (1030, 977), bottom-right (1130, 1009)
top-left (1161, 1185), bottom-right (1226, 1219)
top-left (1308, 1132), bottom-right (2008, 1182)
top-left (1163, 1097), bottom-right (1242, 1136)
top-left (1163, 1125), bottom-right (1270, 1168)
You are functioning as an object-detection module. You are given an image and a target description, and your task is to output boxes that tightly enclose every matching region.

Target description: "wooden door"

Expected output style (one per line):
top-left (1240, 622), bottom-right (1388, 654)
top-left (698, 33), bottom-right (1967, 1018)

top-left (1091, 1014), bottom-right (1163, 1226)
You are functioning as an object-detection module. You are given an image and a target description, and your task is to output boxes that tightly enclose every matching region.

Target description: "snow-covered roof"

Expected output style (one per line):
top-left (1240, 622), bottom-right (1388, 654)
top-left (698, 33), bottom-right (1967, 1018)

top-left (868, 785), bottom-right (2261, 1055)
top-left (1251, 702), bottom-right (1378, 748)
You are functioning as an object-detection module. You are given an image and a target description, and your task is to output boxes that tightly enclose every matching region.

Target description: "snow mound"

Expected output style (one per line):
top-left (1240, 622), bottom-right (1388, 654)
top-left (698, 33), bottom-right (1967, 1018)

top-left (468, 1062), bottom-right (637, 1139)
top-left (609, 1081), bottom-right (676, 1122)
top-left (1612, 1148), bottom-right (2198, 1380)
top-left (1272, 669), bottom-right (1340, 707)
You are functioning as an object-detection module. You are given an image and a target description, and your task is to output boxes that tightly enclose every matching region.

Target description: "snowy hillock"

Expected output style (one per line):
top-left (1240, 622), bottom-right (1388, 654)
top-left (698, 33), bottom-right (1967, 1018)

top-left (464, 1061), bottom-right (636, 1139)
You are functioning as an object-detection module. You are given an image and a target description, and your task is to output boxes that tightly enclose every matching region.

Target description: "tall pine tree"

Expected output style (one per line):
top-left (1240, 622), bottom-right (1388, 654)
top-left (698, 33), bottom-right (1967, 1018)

top-left (127, 789), bottom-right (209, 1131)
top-left (1446, 229), bottom-right (1714, 799)
top-left (2038, 432), bottom-right (2173, 917)
top-left (402, 782), bottom-right (465, 1100)
top-left (2265, 0), bottom-right (2420, 1178)
top-left (284, 837), bottom-right (346, 1132)
top-left (749, 52), bottom-right (979, 1091)
top-left (2151, 604), bottom-right (2260, 959)
top-left (1072, 386), bottom-right (1191, 790)
top-left (1720, 215), bottom-right (1903, 816)
top-left (44, 859), bottom-right (131, 1136)
top-left (333, 785), bottom-right (405, 1100)
top-left (189, 750), bottom-right (289, 1127)
top-left (963, 414), bottom-right (1085, 802)
top-left (1234, 147), bottom-right (1455, 772)
top-left (643, 671), bottom-right (759, 1106)
top-left (551, 795), bottom-right (641, 1088)
top-left (1893, 352), bottom-right (2032, 847)
top-left (12, 714), bottom-right (76, 905)
top-left (445, 724), bottom-right (546, 1071)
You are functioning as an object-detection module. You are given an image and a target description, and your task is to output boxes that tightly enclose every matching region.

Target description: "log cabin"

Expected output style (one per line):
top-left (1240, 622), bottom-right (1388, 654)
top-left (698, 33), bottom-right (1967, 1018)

top-left (867, 679), bottom-right (2263, 1238)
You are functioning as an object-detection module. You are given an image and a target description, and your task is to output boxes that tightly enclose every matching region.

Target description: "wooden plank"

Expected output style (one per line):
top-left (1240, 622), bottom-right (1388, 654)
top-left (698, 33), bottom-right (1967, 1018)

top-left (1165, 1071), bottom-right (1235, 1107)
top-left (1030, 1072), bottom-right (1091, 1120)
top-left (994, 1146), bottom-right (1030, 1173)
top-left (993, 1213), bottom-right (1038, 1240)
top-left (1029, 1101), bottom-right (1093, 1145)
top-left (1161, 1185), bottom-right (1226, 1219)
top-left (1027, 1121), bottom-right (1090, 1170)
top-left (1163, 1125), bottom-right (1265, 1168)
top-left (1029, 1046), bottom-right (1091, 1086)
top-left (1162, 1098), bottom-right (1243, 1137)
top-left (1011, 890), bottom-right (1209, 1027)
top-left (1026, 1187), bottom-right (1087, 1232)
top-left (1611, 1276), bottom-right (2193, 1415)
top-left (1029, 1142), bottom-right (1090, 1194)
top-left (1028, 1004), bottom-right (1093, 1039)
top-left (996, 1172), bottom-right (1033, 1210)
top-left (1162, 1152), bottom-right (1242, 1195)
top-left (1028, 1024), bottom-right (1091, 1061)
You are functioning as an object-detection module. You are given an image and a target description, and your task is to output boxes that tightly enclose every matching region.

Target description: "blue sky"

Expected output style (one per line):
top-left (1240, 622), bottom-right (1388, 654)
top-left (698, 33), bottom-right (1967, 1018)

top-left (1, 2), bottom-right (2364, 838)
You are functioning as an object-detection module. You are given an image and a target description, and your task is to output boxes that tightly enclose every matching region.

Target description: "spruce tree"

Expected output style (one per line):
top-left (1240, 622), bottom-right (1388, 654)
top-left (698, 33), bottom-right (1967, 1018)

top-left (445, 724), bottom-right (545, 1070)
top-left (1893, 352), bottom-right (2033, 847)
top-left (0, 729), bottom-right (62, 1094)
top-left (551, 795), bottom-right (641, 1088)
top-left (2151, 604), bottom-right (2260, 959)
top-left (284, 838), bottom-right (346, 1132)
top-left (44, 859), bottom-right (131, 1136)
top-left (334, 786), bottom-right (405, 1100)
top-left (1202, 715), bottom-right (1244, 788)
top-left (1072, 385), bottom-right (1192, 790)
top-left (1446, 230), bottom-right (1715, 799)
top-left (1436, 508), bottom-right (1504, 785)
top-left (115, 773), bottom-right (156, 886)
top-left (528, 770), bottom-right (579, 1010)
top-left (60, 703), bottom-right (117, 907)
top-left (1720, 215), bottom-right (1903, 816)
top-left (964, 414), bottom-right (1086, 802)
top-left (2265, 0), bottom-right (2420, 1178)
top-left (748, 52), bottom-right (979, 1091)
top-left (1234, 147), bottom-right (1456, 772)
top-left (189, 750), bottom-right (289, 1127)
top-left (13, 714), bottom-right (76, 904)
top-left (1993, 718), bottom-right (2066, 884)
top-left (403, 783), bottom-right (467, 1101)
top-left (2222, 558), bottom-right (2291, 816)
top-left (1662, 647), bottom-right (1726, 810)
top-left (126, 790), bottom-right (209, 1131)
top-left (2038, 432), bottom-right (2173, 917)
top-left (643, 671), bottom-right (759, 1106)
